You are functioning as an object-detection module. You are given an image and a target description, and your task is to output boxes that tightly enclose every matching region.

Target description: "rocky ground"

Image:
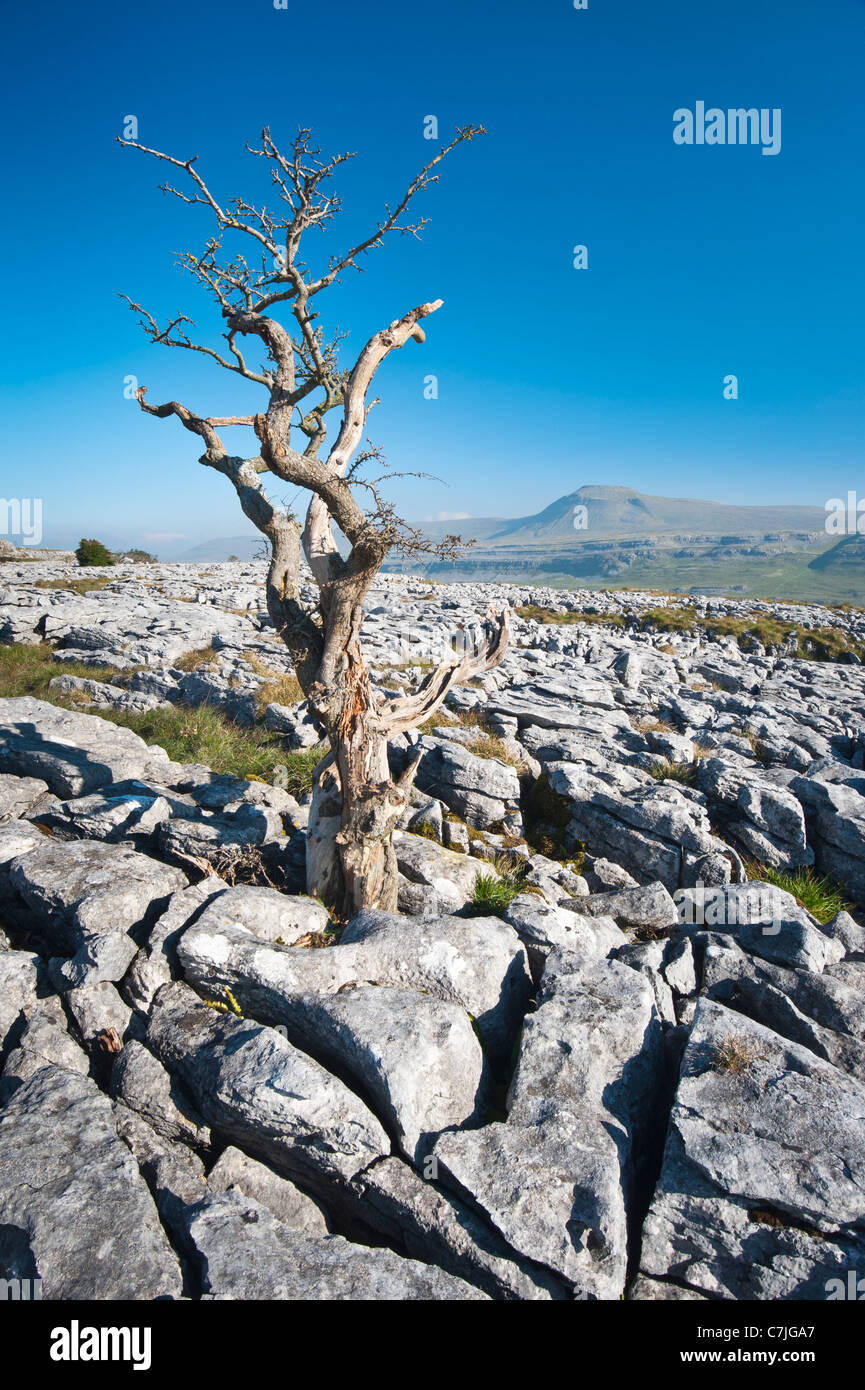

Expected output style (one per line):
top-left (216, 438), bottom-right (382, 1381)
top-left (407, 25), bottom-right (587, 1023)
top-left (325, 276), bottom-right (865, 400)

top-left (1, 558), bottom-right (864, 1300)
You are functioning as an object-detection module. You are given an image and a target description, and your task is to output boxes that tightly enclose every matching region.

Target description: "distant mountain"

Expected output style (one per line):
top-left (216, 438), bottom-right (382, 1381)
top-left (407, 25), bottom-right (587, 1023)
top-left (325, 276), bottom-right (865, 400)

top-left (180, 486), bottom-right (832, 566)
top-left (478, 485), bottom-right (827, 545)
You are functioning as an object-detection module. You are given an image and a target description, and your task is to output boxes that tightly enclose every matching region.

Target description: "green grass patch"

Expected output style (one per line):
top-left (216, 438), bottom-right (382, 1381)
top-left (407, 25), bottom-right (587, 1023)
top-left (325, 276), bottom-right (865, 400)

top-left (172, 645), bottom-right (218, 672)
top-left (33, 576), bottom-right (115, 595)
top-left (0, 642), bottom-right (119, 698)
top-left (647, 758), bottom-right (697, 786)
top-left (515, 604), bottom-right (626, 628)
top-left (108, 703), bottom-right (326, 791)
top-left (746, 861), bottom-right (853, 925)
top-left (0, 643), bottom-right (325, 791)
top-left (466, 856), bottom-right (529, 917)
top-left (244, 652), bottom-right (303, 714)
top-left (638, 605), bottom-right (699, 634)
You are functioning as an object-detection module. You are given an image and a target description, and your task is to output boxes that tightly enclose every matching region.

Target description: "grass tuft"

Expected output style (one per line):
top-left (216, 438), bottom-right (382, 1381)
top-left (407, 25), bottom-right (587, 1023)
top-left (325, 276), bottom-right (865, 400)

top-left (647, 758), bottom-right (697, 786)
top-left (745, 861), bottom-right (853, 925)
top-left (714, 1035), bottom-right (761, 1074)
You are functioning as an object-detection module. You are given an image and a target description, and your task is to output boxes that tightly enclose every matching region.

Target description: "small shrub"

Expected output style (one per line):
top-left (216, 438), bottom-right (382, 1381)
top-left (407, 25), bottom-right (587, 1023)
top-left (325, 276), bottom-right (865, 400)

top-left (120, 548), bottom-right (157, 563)
top-left (635, 716), bottom-right (675, 735)
top-left (75, 538), bottom-right (115, 567)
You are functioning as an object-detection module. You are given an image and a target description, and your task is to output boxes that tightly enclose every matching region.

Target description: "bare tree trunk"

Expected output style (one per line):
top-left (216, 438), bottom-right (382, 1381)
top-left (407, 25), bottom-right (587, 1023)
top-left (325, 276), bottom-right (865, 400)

top-left (306, 604), bottom-right (510, 917)
top-left (306, 605), bottom-right (421, 917)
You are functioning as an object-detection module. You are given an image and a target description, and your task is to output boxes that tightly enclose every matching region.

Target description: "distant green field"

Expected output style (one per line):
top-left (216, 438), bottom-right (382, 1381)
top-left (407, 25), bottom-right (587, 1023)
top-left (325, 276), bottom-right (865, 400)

top-left (405, 541), bottom-right (865, 606)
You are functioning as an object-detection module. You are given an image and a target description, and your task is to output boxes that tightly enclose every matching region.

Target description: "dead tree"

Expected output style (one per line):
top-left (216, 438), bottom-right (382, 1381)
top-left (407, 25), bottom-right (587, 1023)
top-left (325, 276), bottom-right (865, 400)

top-left (118, 126), bottom-right (510, 916)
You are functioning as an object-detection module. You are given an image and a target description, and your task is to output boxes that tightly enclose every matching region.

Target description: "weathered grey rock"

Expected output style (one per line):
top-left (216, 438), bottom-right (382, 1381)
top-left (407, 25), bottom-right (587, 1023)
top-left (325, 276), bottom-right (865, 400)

top-left (488, 678), bottom-right (616, 729)
top-left (408, 737), bottom-right (520, 829)
top-left (0, 696), bottom-right (174, 796)
top-left (109, 1040), bottom-right (211, 1150)
top-left (206, 1146), bottom-right (327, 1236)
top-left (7, 839), bottom-right (187, 990)
top-left (584, 856), bottom-right (640, 893)
top-left (614, 939), bottom-right (677, 1025)
top-left (703, 937), bottom-right (865, 1076)
top-left (111, 1100), bottom-right (208, 1260)
top-left (0, 772), bottom-right (49, 822)
top-left (503, 894), bottom-right (625, 977)
top-left (792, 774), bottom-right (865, 906)
top-left (158, 802), bottom-right (286, 864)
top-left (0, 1004), bottom-right (89, 1100)
top-left (432, 950), bottom-right (664, 1299)
top-left (48, 673), bottom-right (169, 714)
top-left (123, 877), bottom-right (227, 1014)
top-left (560, 881), bottom-right (679, 933)
top-left (628, 1274), bottom-right (710, 1301)
top-left (190, 884), bottom-right (329, 946)
top-left (674, 881), bottom-right (841, 974)
top-left (32, 781), bottom-right (172, 845)
top-left (821, 909), bottom-right (865, 957)
top-left (177, 669), bottom-right (258, 726)
top-left (147, 984), bottom-right (390, 1195)
top-left (639, 999), bottom-right (865, 1299)
top-left (183, 773), bottom-right (300, 818)
top-left (64, 980), bottom-right (140, 1053)
top-left (661, 934), bottom-right (699, 997)
top-left (441, 817), bottom-right (469, 853)
top-left (263, 699), bottom-right (325, 749)
top-left (253, 984), bottom-right (489, 1164)
top-left (697, 758), bottom-right (813, 869)
top-left (393, 830), bottom-right (494, 912)
top-left (185, 1189), bottom-right (487, 1299)
top-left (547, 762), bottom-right (739, 893)
top-left (0, 1065), bottom-right (183, 1299)
top-left (0, 820), bottom-right (45, 866)
top-left (180, 907), bottom-right (531, 1065)
top-left (404, 796), bottom-right (445, 842)
top-left (522, 852), bottom-right (588, 906)
top-left (0, 949), bottom-right (41, 1053)
top-left (348, 1156), bottom-right (565, 1300)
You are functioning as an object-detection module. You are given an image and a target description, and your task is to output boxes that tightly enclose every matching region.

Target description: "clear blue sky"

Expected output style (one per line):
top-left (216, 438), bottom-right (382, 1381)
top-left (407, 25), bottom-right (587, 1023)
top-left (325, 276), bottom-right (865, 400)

top-left (2, 0), bottom-right (863, 554)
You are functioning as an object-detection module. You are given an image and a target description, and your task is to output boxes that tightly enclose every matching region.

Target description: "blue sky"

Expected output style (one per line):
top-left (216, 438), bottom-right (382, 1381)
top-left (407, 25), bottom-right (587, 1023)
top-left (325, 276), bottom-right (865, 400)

top-left (1, 0), bottom-right (863, 555)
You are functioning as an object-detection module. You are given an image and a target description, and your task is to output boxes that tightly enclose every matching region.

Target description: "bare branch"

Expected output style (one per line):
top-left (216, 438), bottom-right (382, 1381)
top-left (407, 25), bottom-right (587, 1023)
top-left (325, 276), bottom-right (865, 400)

top-left (376, 608), bottom-right (511, 737)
